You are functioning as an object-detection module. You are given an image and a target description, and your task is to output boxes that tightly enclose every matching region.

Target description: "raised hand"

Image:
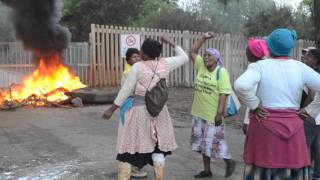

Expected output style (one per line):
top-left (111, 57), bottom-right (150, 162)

top-left (160, 36), bottom-right (175, 47)
top-left (203, 32), bottom-right (216, 40)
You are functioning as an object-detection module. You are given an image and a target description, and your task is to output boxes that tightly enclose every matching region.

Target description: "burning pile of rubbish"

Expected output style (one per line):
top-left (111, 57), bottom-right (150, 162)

top-left (0, 0), bottom-right (87, 110)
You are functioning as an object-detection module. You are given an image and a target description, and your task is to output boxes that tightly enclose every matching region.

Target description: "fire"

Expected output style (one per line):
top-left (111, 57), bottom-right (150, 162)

top-left (0, 53), bottom-right (86, 106)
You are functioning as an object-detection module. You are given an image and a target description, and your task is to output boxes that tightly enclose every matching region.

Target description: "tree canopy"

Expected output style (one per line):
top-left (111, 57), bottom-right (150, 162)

top-left (0, 0), bottom-right (317, 42)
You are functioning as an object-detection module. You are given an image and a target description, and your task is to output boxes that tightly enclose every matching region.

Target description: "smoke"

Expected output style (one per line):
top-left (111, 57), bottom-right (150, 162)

top-left (0, 0), bottom-right (70, 57)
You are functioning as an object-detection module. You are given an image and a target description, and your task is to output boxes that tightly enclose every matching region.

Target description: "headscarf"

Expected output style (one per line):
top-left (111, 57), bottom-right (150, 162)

top-left (247, 38), bottom-right (269, 59)
top-left (266, 28), bottom-right (297, 57)
top-left (206, 48), bottom-right (223, 66)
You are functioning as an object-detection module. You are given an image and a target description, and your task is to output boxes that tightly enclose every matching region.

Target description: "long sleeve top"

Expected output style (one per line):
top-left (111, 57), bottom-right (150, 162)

top-left (234, 59), bottom-right (320, 110)
top-left (114, 46), bottom-right (188, 106)
top-left (305, 93), bottom-right (320, 125)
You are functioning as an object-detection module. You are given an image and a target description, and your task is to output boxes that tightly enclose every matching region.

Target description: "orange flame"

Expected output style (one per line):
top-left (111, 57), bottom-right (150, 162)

top-left (0, 53), bottom-right (86, 105)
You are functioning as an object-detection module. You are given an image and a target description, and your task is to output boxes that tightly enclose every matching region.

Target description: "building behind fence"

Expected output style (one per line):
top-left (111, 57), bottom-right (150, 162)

top-left (0, 24), bottom-right (316, 88)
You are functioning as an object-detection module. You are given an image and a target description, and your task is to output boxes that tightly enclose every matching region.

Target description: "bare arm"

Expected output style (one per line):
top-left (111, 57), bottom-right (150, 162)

top-left (103, 104), bottom-right (119, 119)
top-left (215, 94), bottom-right (228, 126)
top-left (305, 89), bottom-right (316, 106)
top-left (161, 36), bottom-right (189, 71)
top-left (190, 32), bottom-right (216, 63)
top-left (102, 63), bottom-right (139, 120)
top-left (218, 94), bottom-right (228, 115)
top-left (161, 36), bottom-right (176, 47)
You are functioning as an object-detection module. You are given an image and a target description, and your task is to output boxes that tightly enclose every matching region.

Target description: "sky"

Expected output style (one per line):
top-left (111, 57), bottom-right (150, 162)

top-left (178, 0), bottom-right (304, 9)
top-left (275, 0), bottom-right (304, 9)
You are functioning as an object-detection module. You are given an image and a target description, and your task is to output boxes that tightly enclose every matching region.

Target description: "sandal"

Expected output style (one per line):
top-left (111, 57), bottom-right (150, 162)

top-left (194, 171), bottom-right (213, 178)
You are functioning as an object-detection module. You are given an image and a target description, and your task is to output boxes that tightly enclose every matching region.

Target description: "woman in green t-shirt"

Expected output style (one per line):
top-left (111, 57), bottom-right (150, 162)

top-left (189, 32), bottom-right (236, 178)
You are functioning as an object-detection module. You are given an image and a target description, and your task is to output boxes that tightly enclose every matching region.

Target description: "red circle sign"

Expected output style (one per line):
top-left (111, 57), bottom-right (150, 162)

top-left (126, 35), bottom-right (136, 47)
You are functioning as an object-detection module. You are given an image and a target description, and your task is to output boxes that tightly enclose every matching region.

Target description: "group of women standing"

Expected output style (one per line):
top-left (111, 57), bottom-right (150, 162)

top-left (103, 33), bottom-right (236, 180)
top-left (236, 28), bottom-right (320, 180)
top-left (103, 27), bottom-right (320, 180)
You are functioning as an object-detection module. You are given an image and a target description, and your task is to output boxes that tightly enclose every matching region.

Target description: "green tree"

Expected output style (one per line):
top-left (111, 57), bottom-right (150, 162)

top-left (294, 0), bottom-right (314, 40)
top-left (148, 8), bottom-right (217, 32)
top-left (61, 0), bottom-right (144, 41)
top-left (132, 0), bottom-right (177, 27)
top-left (239, 0), bottom-right (315, 40)
top-left (197, 0), bottom-right (274, 33)
top-left (245, 5), bottom-right (297, 37)
top-left (134, 0), bottom-right (217, 31)
top-left (314, 0), bottom-right (320, 47)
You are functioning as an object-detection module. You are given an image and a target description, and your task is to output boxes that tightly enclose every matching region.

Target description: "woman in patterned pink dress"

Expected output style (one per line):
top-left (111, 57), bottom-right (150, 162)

top-left (103, 37), bottom-right (188, 180)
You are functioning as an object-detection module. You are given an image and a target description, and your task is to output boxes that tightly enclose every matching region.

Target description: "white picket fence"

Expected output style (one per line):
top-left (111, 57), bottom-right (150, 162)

top-left (89, 24), bottom-right (316, 87)
top-left (0, 25), bottom-right (316, 88)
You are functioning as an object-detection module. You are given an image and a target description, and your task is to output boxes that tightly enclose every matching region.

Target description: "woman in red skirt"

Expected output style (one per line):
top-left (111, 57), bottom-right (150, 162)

top-left (235, 28), bottom-right (320, 179)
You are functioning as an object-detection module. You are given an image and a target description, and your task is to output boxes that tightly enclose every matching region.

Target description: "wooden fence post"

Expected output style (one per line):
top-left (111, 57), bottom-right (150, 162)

top-left (182, 30), bottom-right (191, 87)
top-left (224, 33), bottom-right (231, 71)
top-left (297, 39), bottom-right (304, 61)
top-left (89, 24), bottom-right (97, 87)
top-left (86, 25), bottom-right (317, 88)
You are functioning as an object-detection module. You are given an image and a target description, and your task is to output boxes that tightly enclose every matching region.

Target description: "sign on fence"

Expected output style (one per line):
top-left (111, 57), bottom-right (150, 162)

top-left (120, 34), bottom-right (140, 57)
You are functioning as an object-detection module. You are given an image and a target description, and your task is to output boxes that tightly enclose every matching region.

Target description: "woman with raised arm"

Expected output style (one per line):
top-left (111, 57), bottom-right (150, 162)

top-left (103, 36), bottom-right (188, 180)
top-left (189, 32), bottom-right (236, 178)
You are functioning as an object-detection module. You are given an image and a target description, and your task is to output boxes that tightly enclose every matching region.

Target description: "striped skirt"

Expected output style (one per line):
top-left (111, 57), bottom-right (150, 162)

top-left (244, 164), bottom-right (310, 180)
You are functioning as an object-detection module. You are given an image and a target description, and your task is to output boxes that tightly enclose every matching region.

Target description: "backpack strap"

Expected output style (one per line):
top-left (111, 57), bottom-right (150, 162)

top-left (139, 61), bottom-right (160, 91)
top-left (216, 66), bottom-right (222, 81)
top-left (147, 61), bottom-right (159, 90)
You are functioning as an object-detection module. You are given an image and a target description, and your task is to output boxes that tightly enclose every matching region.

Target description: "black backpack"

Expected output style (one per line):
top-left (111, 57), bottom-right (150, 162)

top-left (144, 62), bottom-right (168, 117)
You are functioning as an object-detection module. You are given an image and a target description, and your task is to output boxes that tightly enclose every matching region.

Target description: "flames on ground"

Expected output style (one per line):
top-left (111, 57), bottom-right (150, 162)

top-left (0, 53), bottom-right (86, 108)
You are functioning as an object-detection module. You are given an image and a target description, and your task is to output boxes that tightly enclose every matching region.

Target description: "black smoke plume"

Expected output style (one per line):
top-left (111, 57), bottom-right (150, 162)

top-left (0, 0), bottom-right (70, 57)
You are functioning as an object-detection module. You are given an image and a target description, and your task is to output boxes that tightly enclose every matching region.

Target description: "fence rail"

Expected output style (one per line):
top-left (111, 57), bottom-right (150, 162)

top-left (89, 24), bottom-right (315, 87)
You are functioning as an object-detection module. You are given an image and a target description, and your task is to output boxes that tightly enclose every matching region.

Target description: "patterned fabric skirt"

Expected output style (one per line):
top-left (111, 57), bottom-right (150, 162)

top-left (116, 102), bottom-right (177, 168)
top-left (117, 105), bottom-right (177, 154)
top-left (244, 164), bottom-right (310, 180)
top-left (190, 116), bottom-right (231, 159)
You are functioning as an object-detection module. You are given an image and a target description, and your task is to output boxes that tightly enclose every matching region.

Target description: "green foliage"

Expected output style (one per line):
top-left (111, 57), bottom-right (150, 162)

top-left (197, 0), bottom-right (275, 33)
top-left (148, 8), bottom-right (216, 32)
top-left (245, 6), bottom-right (295, 37)
top-left (245, 3), bottom-right (314, 40)
top-left (61, 0), bottom-right (144, 41)
top-left (132, 0), bottom-right (175, 27)
top-left (59, 0), bottom-right (316, 42)
top-left (314, 0), bottom-right (320, 47)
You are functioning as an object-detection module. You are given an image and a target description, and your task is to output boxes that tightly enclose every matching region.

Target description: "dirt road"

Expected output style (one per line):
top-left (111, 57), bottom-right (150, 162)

top-left (0, 88), bottom-right (245, 180)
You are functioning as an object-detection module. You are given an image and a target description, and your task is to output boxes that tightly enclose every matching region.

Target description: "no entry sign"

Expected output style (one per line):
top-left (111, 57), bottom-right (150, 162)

top-left (120, 34), bottom-right (140, 57)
